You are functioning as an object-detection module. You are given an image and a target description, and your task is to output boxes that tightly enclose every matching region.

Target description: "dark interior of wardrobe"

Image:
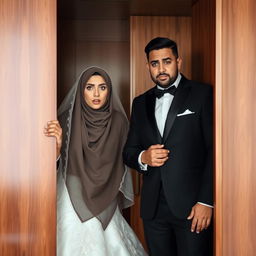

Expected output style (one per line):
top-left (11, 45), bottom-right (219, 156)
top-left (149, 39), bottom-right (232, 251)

top-left (57, 0), bottom-right (196, 111)
top-left (57, 0), bottom-right (215, 226)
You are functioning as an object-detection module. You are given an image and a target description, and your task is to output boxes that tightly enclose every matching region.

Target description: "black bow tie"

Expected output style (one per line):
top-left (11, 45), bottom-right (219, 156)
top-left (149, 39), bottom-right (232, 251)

top-left (154, 86), bottom-right (177, 99)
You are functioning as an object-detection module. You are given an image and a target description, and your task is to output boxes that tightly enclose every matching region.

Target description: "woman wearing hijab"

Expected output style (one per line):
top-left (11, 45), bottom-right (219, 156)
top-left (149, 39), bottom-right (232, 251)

top-left (44, 67), bottom-right (147, 256)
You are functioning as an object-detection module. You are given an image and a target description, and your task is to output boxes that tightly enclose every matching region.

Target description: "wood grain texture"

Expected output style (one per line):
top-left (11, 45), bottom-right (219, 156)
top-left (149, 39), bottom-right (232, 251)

top-left (192, 0), bottom-right (216, 253)
top-left (130, 15), bottom-right (192, 249)
top-left (0, 0), bottom-right (56, 255)
top-left (216, 0), bottom-right (256, 255)
top-left (59, 0), bottom-right (193, 19)
top-left (192, 0), bottom-right (215, 85)
top-left (215, 0), bottom-right (223, 254)
top-left (130, 16), bottom-right (192, 99)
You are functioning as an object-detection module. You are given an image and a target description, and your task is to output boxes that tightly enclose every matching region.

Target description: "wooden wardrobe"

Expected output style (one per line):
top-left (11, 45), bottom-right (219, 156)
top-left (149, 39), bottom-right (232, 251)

top-left (1, 0), bottom-right (255, 255)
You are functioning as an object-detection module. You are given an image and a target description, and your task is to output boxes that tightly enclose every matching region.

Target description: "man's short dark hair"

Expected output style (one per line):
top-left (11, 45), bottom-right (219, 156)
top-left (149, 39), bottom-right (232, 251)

top-left (144, 37), bottom-right (179, 60)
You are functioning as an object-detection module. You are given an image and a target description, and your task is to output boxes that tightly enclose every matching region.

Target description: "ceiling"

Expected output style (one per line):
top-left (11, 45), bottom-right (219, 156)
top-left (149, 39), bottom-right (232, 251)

top-left (58, 0), bottom-right (194, 19)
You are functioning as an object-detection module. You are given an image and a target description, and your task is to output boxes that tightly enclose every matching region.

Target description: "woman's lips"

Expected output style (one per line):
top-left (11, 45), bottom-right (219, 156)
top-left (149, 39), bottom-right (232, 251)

top-left (92, 99), bottom-right (101, 105)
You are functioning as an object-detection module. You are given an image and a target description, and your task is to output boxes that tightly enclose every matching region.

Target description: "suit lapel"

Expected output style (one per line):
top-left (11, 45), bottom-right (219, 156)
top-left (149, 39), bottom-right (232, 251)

top-left (145, 88), bottom-right (162, 144)
top-left (162, 77), bottom-right (191, 143)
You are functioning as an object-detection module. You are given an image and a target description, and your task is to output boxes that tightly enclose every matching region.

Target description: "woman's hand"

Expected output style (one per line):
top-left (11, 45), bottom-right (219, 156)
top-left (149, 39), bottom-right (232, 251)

top-left (44, 120), bottom-right (62, 159)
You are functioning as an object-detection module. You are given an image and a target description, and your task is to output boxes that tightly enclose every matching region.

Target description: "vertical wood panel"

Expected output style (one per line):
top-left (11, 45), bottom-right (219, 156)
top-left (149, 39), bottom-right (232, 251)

top-left (216, 0), bottom-right (256, 255)
top-left (130, 16), bottom-right (192, 249)
top-left (215, 0), bottom-right (223, 254)
top-left (192, 0), bottom-right (215, 85)
top-left (0, 0), bottom-right (56, 255)
top-left (191, 0), bottom-right (216, 253)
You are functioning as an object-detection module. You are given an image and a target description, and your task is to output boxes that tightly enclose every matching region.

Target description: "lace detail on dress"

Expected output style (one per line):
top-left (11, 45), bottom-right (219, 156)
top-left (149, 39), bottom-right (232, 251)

top-left (57, 173), bottom-right (147, 256)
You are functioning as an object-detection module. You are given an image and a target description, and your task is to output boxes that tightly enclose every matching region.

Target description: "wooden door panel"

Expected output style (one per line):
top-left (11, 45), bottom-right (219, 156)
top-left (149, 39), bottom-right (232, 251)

top-left (216, 0), bottom-right (256, 255)
top-left (0, 0), bottom-right (56, 255)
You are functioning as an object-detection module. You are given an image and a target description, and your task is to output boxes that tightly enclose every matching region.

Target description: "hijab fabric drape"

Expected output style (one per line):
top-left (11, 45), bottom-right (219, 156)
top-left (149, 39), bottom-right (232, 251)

top-left (57, 67), bottom-right (133, 229)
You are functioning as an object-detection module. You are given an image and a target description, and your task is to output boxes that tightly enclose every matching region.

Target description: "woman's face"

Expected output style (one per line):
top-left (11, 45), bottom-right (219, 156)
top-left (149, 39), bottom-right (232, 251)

top-left (83, 75), bottom-right (109, 109)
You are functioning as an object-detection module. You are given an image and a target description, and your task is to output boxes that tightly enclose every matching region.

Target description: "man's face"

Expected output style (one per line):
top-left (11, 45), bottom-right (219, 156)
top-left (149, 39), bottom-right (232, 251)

top-left (147, 48), bottom-right (182, 88)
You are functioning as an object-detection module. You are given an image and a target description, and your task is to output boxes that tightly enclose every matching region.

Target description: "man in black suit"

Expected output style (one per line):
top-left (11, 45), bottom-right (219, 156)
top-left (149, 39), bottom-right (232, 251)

top-left (123, 37), bottom-right (213, 256)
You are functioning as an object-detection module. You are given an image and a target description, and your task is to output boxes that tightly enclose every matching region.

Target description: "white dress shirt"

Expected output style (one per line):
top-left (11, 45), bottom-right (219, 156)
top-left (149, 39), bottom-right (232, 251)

top-left (138, 73), bottom-right (181, 169)
top-left (138, 73), bottom-right (213, 208)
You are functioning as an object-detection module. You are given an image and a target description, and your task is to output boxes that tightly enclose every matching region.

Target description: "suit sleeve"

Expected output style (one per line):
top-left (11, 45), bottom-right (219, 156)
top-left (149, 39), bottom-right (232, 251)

top-left (123, 99), bottom-right (146, 174)
top-left (197, 86), bottom-right (213, 206)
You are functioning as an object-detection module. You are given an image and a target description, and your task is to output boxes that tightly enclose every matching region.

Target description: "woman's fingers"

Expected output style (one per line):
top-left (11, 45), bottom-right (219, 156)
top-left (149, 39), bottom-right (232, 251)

top-left (46, 128), bottom-right (61, 134)
top-left (44, 128), bottom-right (60, 135)
top-left (46, 121), bottom-right (61, 129)
top-left (45, 130), bottom-right (59, 138)
top-left (47, 120), bottom-right (59, 124)
top-left (45, 124), bottom-right (61, 130)
top-left (45, 121), bottom-right (62, 133)
top-left (44, 120), bottom-right (62, 143)
top-left (44, 121), bottom-right (63, 158)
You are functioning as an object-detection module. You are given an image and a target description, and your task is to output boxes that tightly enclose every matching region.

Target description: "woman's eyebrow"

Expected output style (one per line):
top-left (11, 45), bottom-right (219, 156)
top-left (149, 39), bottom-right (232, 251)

top-left (85, 83), bottom-right (107, 86)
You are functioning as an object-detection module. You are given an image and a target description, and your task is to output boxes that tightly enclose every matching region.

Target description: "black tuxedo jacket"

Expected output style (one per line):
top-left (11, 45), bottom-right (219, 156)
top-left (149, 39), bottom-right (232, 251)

top-left (123, 75), bottom-right (213, 220)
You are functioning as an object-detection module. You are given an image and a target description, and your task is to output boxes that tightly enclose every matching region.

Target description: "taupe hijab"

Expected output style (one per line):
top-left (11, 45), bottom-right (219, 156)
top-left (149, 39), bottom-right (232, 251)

top-left (57, 67), bottom-right (133, 229)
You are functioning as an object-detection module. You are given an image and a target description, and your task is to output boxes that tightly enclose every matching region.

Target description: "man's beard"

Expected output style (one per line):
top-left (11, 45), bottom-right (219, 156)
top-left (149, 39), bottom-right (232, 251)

top-left (151, 71), bottom-right (178, 88)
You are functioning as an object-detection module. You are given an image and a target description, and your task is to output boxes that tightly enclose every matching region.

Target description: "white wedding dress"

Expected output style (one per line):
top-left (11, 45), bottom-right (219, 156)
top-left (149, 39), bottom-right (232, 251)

top-left (57, 172), bottom-right (148, 256)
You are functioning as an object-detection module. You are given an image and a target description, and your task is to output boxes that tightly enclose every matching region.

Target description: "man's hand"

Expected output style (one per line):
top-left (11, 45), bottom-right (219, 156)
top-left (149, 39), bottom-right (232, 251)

top-left (187, 203), bottom-right (212, 233)
top-left (141, 144), bottom-right (169, 167)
